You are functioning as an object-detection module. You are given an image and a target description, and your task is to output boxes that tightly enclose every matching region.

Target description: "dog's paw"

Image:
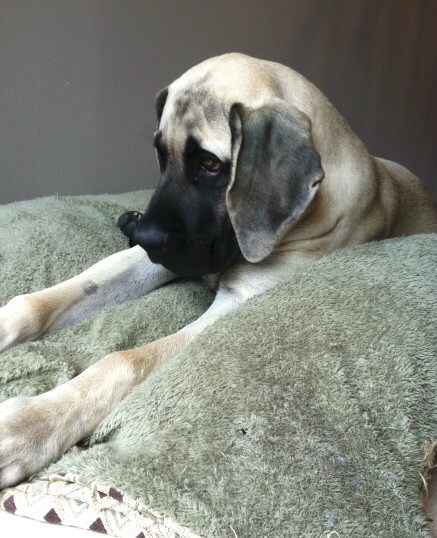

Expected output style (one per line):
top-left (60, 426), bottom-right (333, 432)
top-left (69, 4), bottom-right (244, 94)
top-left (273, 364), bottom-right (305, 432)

top-left (0, 396), bottom-right (66, 489)
top-left (0, 295), bottom-right (46, 352)
top-left (117, 211), bottom-right (143, 247)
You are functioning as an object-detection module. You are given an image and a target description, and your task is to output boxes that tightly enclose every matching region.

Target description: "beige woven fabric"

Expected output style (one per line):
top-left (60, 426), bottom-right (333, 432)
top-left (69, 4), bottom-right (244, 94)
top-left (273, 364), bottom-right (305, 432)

top-left (0, 473), bottom-right (201, 538)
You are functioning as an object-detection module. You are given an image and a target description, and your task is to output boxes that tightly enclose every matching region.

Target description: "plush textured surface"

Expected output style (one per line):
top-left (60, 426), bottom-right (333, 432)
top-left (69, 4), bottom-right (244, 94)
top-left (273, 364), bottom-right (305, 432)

top-left (0, 191), bottom-right (436, 537)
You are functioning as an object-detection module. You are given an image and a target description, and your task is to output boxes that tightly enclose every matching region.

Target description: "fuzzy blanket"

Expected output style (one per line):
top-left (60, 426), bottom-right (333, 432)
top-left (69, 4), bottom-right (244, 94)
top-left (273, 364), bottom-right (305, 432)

top-left (0, 191), bottom-right (436, 538)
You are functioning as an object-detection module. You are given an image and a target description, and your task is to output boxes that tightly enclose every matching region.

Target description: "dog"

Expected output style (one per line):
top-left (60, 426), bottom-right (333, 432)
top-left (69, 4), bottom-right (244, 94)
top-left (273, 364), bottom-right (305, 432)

top-left (0, 53), bottom-right (436, 489)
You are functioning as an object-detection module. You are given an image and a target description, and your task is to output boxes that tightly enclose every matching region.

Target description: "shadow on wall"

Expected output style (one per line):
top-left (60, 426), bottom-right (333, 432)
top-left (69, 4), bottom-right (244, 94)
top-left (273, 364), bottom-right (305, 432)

top-left (1, 0), bottom-right (436, 203)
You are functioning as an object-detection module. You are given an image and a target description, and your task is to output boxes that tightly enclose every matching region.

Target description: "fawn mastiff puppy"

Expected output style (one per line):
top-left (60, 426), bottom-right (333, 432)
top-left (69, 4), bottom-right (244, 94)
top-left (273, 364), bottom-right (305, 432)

top-left (0, 53), bottom-right (436, 488)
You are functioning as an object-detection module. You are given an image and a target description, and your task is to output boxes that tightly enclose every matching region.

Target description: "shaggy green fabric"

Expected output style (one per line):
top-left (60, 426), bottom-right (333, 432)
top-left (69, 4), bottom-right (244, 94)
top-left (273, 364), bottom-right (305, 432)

top-left (0, 191), bottom-right (436, 537)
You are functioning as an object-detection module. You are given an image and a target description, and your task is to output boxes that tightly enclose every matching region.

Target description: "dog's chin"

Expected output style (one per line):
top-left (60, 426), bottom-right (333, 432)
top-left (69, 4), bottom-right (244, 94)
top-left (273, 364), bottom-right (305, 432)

top-left (145, 247), bottom-right (241, 278)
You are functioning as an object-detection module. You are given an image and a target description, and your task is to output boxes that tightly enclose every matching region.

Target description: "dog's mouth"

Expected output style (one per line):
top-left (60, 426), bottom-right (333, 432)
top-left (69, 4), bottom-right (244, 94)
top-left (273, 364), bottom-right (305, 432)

top-left (139, 227), bottom-right (241, 277)
top-left (118, 210), bottom-right (242, 277)
top-left (152, 237), bottom-right (240, 277)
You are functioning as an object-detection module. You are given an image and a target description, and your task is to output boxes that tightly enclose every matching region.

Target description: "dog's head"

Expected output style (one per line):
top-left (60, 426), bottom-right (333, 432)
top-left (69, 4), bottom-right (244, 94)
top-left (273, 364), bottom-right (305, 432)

top-left (132, 54), bottom-right (324, 277)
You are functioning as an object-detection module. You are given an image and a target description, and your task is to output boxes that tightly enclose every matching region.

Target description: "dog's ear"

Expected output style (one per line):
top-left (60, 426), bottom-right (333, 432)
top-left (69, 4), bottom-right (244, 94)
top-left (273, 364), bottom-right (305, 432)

top-left (227, 100), bottom-right (324, 263)
top-left (154, 87), bottom-right (168, 123)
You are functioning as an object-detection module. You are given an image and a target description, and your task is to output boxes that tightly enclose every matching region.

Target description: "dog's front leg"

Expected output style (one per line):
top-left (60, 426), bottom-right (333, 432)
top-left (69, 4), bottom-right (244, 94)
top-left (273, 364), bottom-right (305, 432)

top-left (0, 332), bottom-right (185, 489)
top-left (0, 286), bottom-right (244, 489)
top-left (0, 246), bottom-right (175, 352)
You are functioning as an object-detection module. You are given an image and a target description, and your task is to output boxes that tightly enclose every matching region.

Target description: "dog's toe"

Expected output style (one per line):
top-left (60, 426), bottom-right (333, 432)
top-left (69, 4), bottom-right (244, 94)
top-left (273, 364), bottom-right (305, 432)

top-left (117, 211), bottom-right (143, 247)
top-left (117, 211), bottom-right (142, 231)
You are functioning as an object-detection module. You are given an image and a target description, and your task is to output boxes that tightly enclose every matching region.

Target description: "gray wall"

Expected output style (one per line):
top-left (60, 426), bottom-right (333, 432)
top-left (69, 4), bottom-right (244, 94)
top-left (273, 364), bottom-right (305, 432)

top-left (1, 0), bottom-right (436, 204)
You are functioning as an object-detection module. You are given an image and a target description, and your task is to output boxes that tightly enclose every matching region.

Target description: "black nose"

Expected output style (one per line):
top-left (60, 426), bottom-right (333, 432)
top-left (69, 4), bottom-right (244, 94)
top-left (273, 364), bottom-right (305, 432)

top-left (134, 225), bottom-right (169, 252)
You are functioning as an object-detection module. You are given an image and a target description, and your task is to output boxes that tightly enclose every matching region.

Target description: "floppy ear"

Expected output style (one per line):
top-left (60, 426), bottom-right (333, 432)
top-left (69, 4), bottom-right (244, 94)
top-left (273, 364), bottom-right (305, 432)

top-left (227, 100), bottom-right (324, 263)
top-left (154, 87), bottom-right (168, 124)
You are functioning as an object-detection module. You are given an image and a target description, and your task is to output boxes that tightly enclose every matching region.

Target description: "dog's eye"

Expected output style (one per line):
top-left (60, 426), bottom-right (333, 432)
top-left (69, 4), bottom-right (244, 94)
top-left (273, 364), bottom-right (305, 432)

top-left (200, 156), bottom-right (221, 175)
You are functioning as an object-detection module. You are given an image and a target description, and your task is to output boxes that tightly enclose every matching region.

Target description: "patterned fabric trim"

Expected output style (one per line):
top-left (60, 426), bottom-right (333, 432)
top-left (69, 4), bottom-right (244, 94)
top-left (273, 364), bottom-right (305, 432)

top-left (0, 473), bottom-right (202, 538)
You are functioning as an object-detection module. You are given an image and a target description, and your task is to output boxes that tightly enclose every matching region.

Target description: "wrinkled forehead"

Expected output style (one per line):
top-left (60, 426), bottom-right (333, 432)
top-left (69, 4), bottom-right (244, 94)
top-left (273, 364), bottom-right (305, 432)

top-left (158, 86), bottom-right (232, 160)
